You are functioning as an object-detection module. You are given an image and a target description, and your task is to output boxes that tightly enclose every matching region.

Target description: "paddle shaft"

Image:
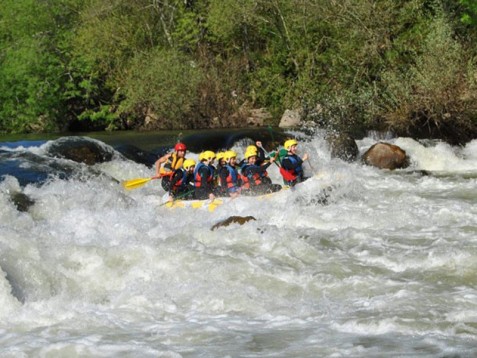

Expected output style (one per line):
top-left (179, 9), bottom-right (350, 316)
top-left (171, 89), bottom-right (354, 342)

top-left (160, 188), bottom-right (195, 206)
top-left (257, 144), bottom-right (280, 167)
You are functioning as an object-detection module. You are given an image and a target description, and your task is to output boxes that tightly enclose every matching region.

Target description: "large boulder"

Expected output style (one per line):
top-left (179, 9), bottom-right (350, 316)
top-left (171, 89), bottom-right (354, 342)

top-left (114, 144), bottom-right (158, 167)
top-left (46, 137), bottom-right (115, 165)
top-left (279, 109), bottom-right (301, 128)
top-left (247, 108), bottom-right (271, 127)
top-left (362, 142), bottom-right (410, 170)
top-left (326, 132), bottom-right (359, 162)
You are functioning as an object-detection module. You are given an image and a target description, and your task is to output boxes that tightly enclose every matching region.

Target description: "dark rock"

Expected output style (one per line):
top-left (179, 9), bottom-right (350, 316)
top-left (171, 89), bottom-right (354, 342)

top-left (326, 132), bottom-right (359, 162)
top-left (46, 137), bottom-right (114, 165)
top-left (114, 144), bottom-right (158, 167)
top-left (211, 216), bottom-right (256, 231)
top-left (362, 142), bottom-right (410, 170)
top-left (10, 192), bottom-right (35, 212)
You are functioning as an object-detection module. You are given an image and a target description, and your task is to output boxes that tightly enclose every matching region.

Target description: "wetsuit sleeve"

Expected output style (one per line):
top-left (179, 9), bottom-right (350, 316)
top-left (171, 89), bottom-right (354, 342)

top-left (168, 170), bottom-right (182, 195)
top-left (260, 161), bottom-right (272, 171)
top-left (219, 167), bottom-right (228, 186)
top-left (186, 173), bottom-right (194, 186)
top-left (257, 147), bottom-right (266, 161)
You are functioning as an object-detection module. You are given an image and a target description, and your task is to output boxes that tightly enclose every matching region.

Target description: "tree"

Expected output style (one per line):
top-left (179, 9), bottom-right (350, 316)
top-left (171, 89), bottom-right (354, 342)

top-left (0, 0), bottom-right (80, 132)
top-left (459, 0), bottom-right (477, 25)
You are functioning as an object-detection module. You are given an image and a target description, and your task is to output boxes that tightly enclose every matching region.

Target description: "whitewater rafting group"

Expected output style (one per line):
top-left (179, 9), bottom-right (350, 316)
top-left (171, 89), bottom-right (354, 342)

top-left (154, 139), bottom-right (310, 202)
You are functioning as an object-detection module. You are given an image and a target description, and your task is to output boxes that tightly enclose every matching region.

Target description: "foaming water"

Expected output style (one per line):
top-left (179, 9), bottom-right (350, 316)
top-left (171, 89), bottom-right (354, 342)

top-left (0, 135), bottom-right (476, 357)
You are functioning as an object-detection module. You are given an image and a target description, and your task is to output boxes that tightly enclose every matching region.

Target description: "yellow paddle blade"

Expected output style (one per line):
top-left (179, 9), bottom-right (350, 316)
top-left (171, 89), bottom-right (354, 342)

top-left (122, 177), bottom-right (153, 190)
top-left (208, 199), bottom-right (223, 212)
top-left (191, 201), bottom-right (204, 209)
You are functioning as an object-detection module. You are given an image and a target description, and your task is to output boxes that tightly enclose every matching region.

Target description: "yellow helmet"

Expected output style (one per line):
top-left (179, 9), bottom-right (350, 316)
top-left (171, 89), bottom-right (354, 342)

top-left (284, 139), bottom-right (298, 150)
top-left (216, 152), bottom-right (226, 161)
top-left (244, 148), bottom-right (258, 160)
top-left (199, 150), bottom-right (216, 161)
top-left (183, 159), bottom-right (196, 170)
top-left (224, 150), bottom-right (237, 161)
top-left (246, 144), bottom-right (258, 153)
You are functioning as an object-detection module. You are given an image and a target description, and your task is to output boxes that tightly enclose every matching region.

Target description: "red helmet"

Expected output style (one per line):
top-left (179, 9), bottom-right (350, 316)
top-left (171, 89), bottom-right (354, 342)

top-left (174, 142), bottom-right (187, 152)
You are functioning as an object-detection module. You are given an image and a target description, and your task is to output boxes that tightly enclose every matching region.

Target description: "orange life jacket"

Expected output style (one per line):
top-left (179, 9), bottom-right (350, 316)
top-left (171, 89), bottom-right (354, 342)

top-left (160, 153), bottom-right (184, 178)
top-left (194, 162), bottom-right (214, 187)
top-left (240, 164), bottom-right (263, 189)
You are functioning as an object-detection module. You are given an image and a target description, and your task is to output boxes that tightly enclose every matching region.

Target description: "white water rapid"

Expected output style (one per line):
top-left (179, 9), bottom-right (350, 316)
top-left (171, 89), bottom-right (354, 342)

top-left (1, 134), bottom-right (476, 357)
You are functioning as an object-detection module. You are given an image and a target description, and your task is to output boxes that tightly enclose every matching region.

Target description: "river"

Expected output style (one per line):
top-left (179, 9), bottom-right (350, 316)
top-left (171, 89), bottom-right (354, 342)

top-left (1, 129), bottom-right (476, 357)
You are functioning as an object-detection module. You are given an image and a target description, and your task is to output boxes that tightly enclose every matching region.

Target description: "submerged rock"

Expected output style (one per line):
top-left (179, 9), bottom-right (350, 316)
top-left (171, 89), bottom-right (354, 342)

top-left (114, 144), bottom-right (158, 167)
top-left (10, 192), bottom-right (35, 212)
top-left (362, 142), bottom-right (410, 170)
top-left (326, 132), bottom-right (359, 162)
top-left (46, 137), bottom-right (114, 165)
top-left (211, 216), bottom-right (256, 231)
top-left (294, 186), bottom-right (334, 206)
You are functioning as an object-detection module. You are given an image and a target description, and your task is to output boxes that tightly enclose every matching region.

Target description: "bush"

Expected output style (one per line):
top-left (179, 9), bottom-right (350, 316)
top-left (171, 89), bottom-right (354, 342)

top-left (119, 48), bottom-right (203, 129)
top-left (379, 16), bottom-right (477, 142)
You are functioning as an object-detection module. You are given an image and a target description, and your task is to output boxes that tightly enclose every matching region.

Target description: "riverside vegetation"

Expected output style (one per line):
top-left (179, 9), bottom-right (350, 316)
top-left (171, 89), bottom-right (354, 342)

top-left (1, 0), bottom-right (477, 144)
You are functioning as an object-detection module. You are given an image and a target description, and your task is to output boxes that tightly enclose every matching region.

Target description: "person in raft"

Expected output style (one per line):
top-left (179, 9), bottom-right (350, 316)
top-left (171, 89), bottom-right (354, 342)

top-left (154, 142), bottom-right (187, 191)
top-left (219, 150), bottom-right (241, 198)
top-left (252, 141), bottom-right (270, 166)
top-left (168, 158), bottom-right (196, 202)
top-left (237, 141), bottom-right (267, 167)
top-left (214, 151), bottom-right (228, 197)
top-left (240, 148), bottom-right (282, 195)
top-left (194, 150), bottom-right (216, 201)
top-left (280, 139), bottom-right (309, 187)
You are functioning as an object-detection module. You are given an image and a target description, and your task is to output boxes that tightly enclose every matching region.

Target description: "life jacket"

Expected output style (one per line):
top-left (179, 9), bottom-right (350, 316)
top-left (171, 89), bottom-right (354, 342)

top-left (240, 164), bottom-right (263, 189)
top-left (194, 162), bottom-right (214, 187)
top-left (160, 153), bottom-right (184, 178)
top-left (281, 155), bottom-right (303, 181)
top-left (224, 164), bottom-right (240, 189)
top-left (171, 168), bottom-right (189, 191)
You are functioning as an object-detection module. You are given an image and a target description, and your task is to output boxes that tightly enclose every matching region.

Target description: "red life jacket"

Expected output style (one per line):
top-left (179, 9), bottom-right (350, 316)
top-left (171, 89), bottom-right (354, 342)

top-left (194, 162), bottom-right (214, 188)
top-left (280, 155), bottom-right (302, 182)
top-left (240, 164), bottom-right (262, 189)
top-left (225, 164), bottom-right (240, 189)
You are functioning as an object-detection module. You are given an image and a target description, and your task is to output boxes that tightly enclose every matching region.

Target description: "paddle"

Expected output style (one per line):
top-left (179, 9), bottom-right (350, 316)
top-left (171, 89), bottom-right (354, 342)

top-left (122, 176), bottom-right (160, 190)
top-left (306, 158), bottom-right (316, 175)
top-left (160, 188), bottom-right (195, 206)
top-left (256, 143), bottom-right (295, 182)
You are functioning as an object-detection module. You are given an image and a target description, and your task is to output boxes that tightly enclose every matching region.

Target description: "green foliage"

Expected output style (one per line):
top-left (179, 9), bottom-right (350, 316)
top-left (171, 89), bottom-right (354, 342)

top-left (459, 0), bottom-right (477, 25)
top-left (378, 13), bottom-right (477, 142)
top-left (0, 0), bottom-right (85, 132)
top-left (119, 48), bottom-right (203, 129)
top-left (0, 0), bottom-right (476, 142)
